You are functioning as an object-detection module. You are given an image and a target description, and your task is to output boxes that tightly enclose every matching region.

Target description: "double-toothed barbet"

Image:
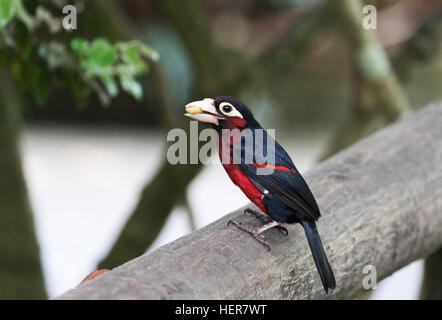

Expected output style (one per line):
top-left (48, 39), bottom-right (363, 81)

top-left (185, 96), bottom-right (336, 293)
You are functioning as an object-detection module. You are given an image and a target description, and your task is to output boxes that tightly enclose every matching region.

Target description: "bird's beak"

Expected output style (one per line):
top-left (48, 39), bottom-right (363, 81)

top-left (185, 98), bottom-right (220, 125)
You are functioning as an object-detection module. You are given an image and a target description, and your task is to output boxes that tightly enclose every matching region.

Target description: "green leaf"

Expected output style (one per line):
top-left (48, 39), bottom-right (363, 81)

top-left (0, 0), bottom-right (16, 29)
top-left (119, 42), bottom-right (148, 74)
top-left (119, 73), bottom-right (142, 100)
top-left (71, 38), bottom-right (90, 55)
top-left (132, 41), bottom-right (160, 61)
top-left (87, 38), bottom-right (118, 70)
top-left (39, 42), bottom-right (73, 70)
top-left (100, 74), bottom-right (119, 97)
top-left (13, 0), bottom-right (32, 29)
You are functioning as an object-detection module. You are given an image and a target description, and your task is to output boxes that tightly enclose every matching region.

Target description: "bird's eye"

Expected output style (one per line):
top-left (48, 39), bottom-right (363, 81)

top-left (222, 105), bottom-right (232, 113)
top-left (219, 102), bottom-right (243, 118)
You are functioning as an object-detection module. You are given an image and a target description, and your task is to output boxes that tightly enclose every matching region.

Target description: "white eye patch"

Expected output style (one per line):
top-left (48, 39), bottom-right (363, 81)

top-left (219, 102), bottom-right (243, 118)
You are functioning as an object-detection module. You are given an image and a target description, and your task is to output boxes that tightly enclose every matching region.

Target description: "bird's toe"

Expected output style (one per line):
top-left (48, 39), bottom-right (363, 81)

top-left (277, 226), bottom-right (289, 236)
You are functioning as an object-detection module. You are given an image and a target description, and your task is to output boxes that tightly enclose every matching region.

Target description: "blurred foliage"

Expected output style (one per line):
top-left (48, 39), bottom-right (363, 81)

top-left (0, 0), bottom-right (158, 107)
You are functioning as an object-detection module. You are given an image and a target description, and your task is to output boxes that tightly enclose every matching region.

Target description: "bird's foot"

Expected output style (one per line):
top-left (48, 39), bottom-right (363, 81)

top-left (228, 219), bottom-right (271, 251)
top-left (244, 208), bottom-right (288, 236)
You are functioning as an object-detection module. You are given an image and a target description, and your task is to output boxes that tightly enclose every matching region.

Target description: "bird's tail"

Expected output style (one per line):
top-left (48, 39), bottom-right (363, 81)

top-left (301, 220), bottom-right (336, 294)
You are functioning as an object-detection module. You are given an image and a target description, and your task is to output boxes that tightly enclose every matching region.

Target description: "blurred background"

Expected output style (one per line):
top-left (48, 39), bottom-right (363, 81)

top-left (0, 0), bottom-right (441, 299)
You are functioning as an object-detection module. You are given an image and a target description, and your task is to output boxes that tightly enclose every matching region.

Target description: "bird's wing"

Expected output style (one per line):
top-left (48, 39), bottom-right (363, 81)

top-left (235, 129), bottom-right (321, 221)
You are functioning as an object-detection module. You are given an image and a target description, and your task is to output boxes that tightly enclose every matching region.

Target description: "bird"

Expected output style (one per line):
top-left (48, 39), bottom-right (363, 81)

top-left (184, 96), bottom-right (336, 294)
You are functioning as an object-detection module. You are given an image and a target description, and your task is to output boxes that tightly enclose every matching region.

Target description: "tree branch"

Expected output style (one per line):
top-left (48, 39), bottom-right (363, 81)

top-left (59, 101), bottom-right (442, 299)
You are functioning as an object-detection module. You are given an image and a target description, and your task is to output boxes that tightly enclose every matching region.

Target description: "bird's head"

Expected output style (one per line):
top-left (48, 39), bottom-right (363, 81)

top-left (185, 96), bottom-right (255, 130)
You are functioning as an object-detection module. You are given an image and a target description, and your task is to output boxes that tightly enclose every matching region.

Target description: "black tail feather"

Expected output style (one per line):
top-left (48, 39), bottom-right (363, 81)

top-left (301, 220), bottom-right (336, 294)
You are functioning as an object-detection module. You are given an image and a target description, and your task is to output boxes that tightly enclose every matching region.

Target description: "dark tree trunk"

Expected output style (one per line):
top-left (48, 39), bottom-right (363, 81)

top-left (420, 248), bottom-right (442, 299)
top-left (0, 73), bottom-right (47, 299)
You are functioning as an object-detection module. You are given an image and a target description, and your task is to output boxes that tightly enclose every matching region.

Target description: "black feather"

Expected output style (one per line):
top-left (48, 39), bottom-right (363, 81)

top-left (301, 220), bottom-right (336, 293)
top-left (236, 126), bottom-right (321, 221)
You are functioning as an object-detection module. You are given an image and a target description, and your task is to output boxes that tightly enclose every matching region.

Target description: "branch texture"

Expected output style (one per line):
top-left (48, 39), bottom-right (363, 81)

top-left (59, 102), bottom-right (442, 300)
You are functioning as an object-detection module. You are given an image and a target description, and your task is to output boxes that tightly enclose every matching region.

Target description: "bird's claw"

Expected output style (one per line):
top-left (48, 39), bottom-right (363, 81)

top-left (228, 219), bottom-right (271, 251)
top-left (243, 208), bottom-right (288, 236)
top-left (243, 208), bottom-right (255, 216)
top-left (244, 208), bottom-right (264, 219)
top-left (277, 226), bottom-right (289, 236)
top-left (253, 233), bottom-right (271, 251)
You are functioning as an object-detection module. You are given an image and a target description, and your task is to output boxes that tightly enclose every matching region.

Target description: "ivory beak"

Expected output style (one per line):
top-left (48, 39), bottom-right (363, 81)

top-left (184, 98), bottom-right (220, 125)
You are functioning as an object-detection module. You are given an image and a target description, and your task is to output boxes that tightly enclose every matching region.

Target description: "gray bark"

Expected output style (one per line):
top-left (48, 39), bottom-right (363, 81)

top-left (58, 101), bottom-right (442, 300)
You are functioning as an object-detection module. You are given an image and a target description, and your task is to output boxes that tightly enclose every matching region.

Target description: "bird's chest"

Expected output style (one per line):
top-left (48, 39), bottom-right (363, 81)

top-left (222, 163), bottom-right (267, 213)
top-left (219, 140), bottom-right (267, 213)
